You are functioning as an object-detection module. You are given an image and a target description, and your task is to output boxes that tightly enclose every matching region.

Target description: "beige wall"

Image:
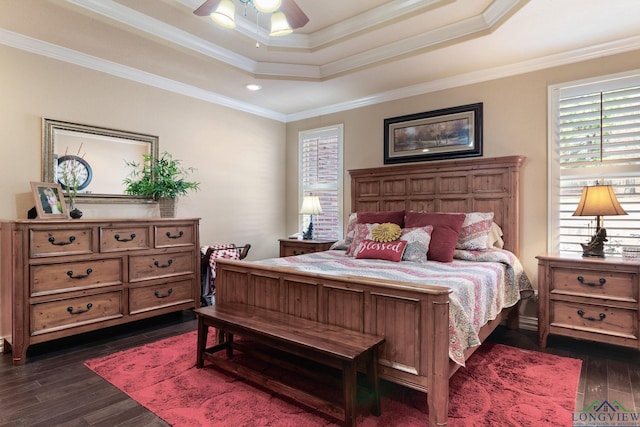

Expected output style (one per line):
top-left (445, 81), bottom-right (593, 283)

top-left (2, 38), bottom-right (639, 331)
top-left (0, 45), bottom-right (287, 261)
top-left (285, 49), bottom-right (640, 295)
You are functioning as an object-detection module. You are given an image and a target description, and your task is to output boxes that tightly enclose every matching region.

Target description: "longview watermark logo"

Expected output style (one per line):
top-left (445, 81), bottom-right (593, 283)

top-left (574, 400), bottom-right (640, 426)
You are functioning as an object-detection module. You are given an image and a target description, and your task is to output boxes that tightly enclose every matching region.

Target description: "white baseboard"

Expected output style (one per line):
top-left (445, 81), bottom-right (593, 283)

top-left (519, 315), bottom-right (538, 332)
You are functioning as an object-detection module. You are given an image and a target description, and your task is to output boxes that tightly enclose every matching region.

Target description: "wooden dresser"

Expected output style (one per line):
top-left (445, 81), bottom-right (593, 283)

top-left (1, 218), bottom-right (200, 365)
top-left (537, 253), bottom-right (640, 350)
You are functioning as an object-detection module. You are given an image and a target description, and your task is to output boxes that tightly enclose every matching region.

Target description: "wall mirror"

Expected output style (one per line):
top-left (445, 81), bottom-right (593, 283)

top-left (42, 118), bottom-right (158, 203)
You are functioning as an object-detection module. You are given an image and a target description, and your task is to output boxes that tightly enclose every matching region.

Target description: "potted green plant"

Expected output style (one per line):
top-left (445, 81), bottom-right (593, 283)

top-left (123, 151), bottom-right (199, 217)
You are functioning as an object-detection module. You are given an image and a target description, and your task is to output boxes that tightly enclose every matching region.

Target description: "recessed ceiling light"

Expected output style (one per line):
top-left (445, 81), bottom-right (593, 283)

top-left (246, 84), bottom-right (262, 91)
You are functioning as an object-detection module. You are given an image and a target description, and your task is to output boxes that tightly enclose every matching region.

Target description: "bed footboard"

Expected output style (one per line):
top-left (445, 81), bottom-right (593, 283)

top-left (215, 259), bottom-right (452, 425)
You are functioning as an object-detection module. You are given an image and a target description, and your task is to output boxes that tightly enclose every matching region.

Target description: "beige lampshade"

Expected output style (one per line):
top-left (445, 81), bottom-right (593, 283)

top-left (299, 196), bottom-right (323, 215)
top-left (253, 0), bottom-right (282, 13)
top-left (211, 0), bottom-right (236, 28)
top-left (270, 11), bottom-right (293, 36)
top-left (572, 184), bottom-right (627, 217)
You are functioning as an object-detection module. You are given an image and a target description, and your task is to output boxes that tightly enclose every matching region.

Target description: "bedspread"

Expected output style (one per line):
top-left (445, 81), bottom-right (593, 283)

top-left (254, 248), bottom-right (533, 366)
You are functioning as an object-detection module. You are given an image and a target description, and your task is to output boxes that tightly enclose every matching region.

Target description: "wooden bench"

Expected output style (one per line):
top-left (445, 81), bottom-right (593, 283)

top-left (194, 303), bottom-right (385, 426)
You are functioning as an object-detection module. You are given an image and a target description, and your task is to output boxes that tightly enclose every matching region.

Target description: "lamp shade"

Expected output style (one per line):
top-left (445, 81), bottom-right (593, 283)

top-left (299, 196), bottom-right (323, 215)
top-left (572, 184), bottom-right (627, 217)
top-left (211, 0), bottom-right (236, 28)
top-left (270, 11), bottom-right (293, 36)
top-left (253, 0), bottom-right (282, 13)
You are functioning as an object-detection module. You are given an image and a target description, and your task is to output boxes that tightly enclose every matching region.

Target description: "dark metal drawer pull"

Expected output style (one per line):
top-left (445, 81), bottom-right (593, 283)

top-left (114, 233), bottom-right (136, 242)
top-left (67, 303), bottom-right (92, 314)
top-left (166, 231), bottom-right (184, 239)
top-left (67, 268), bottom-right (93, 279)
top-left (154, 288), bottom-right (173, 298)
top-left (154, 259), bottom-right (173, 268)
top-left (577, 309), bottom-right (606, 322)
top-left (576, 276), bottom-right (606, 287)
top-left (48, 236), bottom-right (76, 246)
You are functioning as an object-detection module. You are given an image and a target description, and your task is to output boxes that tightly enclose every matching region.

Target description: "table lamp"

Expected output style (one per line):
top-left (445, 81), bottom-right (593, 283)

top-left (572, 182), bottom-right (627, 258)
top-left (300, 196), bottom-right (323, 240)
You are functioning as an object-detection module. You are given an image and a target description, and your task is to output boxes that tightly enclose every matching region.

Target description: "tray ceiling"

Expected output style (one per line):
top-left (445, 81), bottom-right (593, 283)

top-left (1, 0), bottom-right (640, 121)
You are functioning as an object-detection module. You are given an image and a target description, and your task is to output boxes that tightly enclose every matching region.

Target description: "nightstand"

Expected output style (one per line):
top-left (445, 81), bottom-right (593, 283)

top-left (537, 253), bottom-right (640, 350)
top-left (279, 239), bottom-right (336, 257)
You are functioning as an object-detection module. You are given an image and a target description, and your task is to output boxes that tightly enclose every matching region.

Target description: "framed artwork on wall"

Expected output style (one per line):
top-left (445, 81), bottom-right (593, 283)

top-left (384, 103), bottom-right (483, 164)
top-left (30, 181), bottom-right (69, 219)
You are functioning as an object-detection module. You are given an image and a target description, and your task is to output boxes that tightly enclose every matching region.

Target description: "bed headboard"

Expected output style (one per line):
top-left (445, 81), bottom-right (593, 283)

top-left (348, 155), bottom-right (525, 257)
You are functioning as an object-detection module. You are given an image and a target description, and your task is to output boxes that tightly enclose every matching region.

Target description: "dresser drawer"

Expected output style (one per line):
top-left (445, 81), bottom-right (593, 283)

top-left (30, 291), bottom-right (123, 335)
top-left (281, 243), bottom-right (311, 257)
top-left (279, 239), bottom-right (336, 257)
top-left (31, 258), bottom-right (123, 296)
top-left (129, 251), bottom-right (195, 282)
top-left (550, 300), bottom-right (638, 340)
top-left (551, 267), bottom-right (637, 302)
top-left (100, 226), bottom-right (150, 252)
top-left (155, 225), bottom-right (195, 248)
top-left (129, 279), bottom-right (195, 314)
top-left (30, 228), bottom-right (93, 257)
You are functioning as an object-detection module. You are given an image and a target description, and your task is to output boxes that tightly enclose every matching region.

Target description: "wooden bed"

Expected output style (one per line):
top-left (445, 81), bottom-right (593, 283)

top-left (214, 155), bottom-right (525, 426)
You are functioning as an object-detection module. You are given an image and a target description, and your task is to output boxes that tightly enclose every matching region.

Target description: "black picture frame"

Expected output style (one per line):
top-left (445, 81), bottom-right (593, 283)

top-left (384, 103), bottom-right (483, 164)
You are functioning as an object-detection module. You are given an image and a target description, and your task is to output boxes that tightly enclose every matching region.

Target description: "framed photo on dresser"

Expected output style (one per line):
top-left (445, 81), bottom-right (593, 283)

top-left (30, 181), bottom-right (69, 219)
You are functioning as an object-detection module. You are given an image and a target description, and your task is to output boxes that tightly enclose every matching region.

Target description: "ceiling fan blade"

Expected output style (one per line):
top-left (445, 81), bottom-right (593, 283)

top-left (279, 0), bottom-right (309, 29)
top-left (193, 0), bottom-right (221, 16)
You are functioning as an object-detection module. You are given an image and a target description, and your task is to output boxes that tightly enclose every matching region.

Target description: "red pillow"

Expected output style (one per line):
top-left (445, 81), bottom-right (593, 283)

top-left (356, 210), bottom-right (405, 227)
top-left (404, 212), bottom-right (466, 262)
top-left (355, 239), bottom-right (407, 262)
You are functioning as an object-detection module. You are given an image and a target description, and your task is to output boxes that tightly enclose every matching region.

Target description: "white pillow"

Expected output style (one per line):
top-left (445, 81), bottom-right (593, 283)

top-left (487, 222), bottom-right (504, 249)
top-left (456, 212), bottom-right (494, 251)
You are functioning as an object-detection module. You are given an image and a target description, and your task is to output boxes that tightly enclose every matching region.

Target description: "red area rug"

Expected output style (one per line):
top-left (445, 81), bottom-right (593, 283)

top-left (84, 331), bottom-right (581, 426)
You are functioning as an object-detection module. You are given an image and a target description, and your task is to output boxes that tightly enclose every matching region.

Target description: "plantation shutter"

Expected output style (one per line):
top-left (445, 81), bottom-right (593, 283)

top-left (552, 75), bottom-right (640, 256)
top-left (299, 125), bottom-right (343, 240)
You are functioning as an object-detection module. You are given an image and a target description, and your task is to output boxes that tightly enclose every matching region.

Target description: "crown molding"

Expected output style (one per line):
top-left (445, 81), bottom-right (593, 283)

top-left (302, 0), bottom-right (444, 50)
top-left (178, 0), bottom-right (445, 50)
top-left (67, 0), bottom-right (257, 72)
top-left (71, 0), bottom-right (526, 79)
top-left (2, 26), bottom-right (639, 123)
top-left (0, 29), bottom-right (286, 122)
top-left (286, 34), bottom-right (640, 122)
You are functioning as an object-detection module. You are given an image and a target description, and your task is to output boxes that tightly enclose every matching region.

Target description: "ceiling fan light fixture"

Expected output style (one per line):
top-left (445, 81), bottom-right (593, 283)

top-left (269, 11), bottom-right (292, 36)
top-left (211, 0), bottom-right (236, 28)
top-left (252, 0), bottom-right (282, 14)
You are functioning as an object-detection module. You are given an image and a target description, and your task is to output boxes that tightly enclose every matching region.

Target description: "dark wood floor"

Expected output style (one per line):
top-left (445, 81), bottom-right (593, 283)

top-left (1, 311), bottom-right (639, 426)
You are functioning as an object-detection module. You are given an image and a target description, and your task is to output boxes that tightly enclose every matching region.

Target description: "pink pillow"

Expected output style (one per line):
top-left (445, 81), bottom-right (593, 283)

top-left (346, 223), bottom-right (378, 256)
top-left (345, 212), bottom-right (357, 236)
top-left (404, 212), bottom-right (466, 262)
top-left (356, 210), bottom-right (405, 227)
top-left (355, 239), bottom-right (407, 262)
top-left (329, 212), bottom-right (359, 251)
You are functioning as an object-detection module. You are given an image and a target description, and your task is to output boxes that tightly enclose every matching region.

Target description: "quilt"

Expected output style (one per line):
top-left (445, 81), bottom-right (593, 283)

top-left (254, 248), bottom-right (533, 365)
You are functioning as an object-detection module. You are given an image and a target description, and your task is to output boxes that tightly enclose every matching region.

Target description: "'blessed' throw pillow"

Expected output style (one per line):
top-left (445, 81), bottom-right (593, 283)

top-left (354, 239), bottom-right (407, 262)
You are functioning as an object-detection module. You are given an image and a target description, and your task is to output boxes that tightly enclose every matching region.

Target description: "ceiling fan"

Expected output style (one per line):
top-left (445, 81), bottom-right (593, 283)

top-left (194, 0), bottom-right (309, 35)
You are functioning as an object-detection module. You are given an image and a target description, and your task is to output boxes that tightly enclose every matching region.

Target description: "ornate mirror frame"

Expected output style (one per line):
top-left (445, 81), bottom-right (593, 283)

top-left (42, 118), bottom-right (159, 203)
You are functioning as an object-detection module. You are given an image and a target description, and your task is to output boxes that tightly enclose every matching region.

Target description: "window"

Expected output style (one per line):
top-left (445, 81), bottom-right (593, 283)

top-left (299, 124), bottom-right (344, 240)
top-left (548, 71), bottom-right (640, 256)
